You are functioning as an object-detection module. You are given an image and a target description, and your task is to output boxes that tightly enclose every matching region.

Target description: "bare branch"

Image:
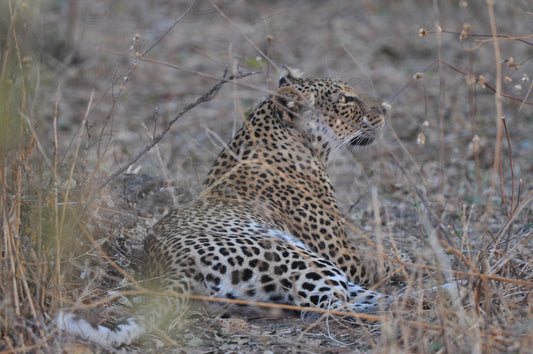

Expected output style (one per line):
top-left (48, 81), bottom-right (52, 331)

top-left (103, 69), bottom-right (259, 187)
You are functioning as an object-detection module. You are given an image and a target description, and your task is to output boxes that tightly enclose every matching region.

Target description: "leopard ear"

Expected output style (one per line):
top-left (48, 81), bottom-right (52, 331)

top-left (273, 86), bottom-right (315, 124)
top-left (279, 66), bottom-right (304, 87)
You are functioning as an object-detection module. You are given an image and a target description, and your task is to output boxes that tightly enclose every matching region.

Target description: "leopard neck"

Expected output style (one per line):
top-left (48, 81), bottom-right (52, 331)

top-left (202, 98), bottom-right (330, 189)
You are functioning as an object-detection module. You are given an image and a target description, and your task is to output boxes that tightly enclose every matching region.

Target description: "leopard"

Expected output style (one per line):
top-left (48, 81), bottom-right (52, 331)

top-left (58, 66), bottom-right (397, 347)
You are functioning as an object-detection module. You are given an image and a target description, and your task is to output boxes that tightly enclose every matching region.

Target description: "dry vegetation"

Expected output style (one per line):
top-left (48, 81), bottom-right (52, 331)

top-left (1, 0), bottom-right (533, 352)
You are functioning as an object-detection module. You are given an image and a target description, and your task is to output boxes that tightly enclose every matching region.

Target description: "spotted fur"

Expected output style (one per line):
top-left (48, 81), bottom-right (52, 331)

top-left (58, 67), bottom-right (392, 347)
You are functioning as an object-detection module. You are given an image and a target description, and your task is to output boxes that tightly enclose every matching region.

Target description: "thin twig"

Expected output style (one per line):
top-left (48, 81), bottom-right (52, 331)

top-left (208, 0), bottom-right (280, 73)
top-left (500, 117), bottom-right (515, 222)
top-left (391, 58), bottom-right (533, 106)
top-left (142, 0), bottom-right (199, 57)
top-left (385, 128), bottom-right (455, 246)
top-left (103, 70), bottom-right (258, 187)
top-left (438, 60), bottom-right (533, 105)
top-left (63, 0), bottom-right (199, 165)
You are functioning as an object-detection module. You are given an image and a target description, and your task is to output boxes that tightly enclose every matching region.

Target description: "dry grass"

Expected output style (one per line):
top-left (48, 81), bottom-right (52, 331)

top-left (1, 0), bottom-right (532, 352)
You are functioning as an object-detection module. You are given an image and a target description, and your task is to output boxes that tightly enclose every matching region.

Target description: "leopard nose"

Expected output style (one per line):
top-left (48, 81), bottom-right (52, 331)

top-left (362, 111), bottom-right (385, 130)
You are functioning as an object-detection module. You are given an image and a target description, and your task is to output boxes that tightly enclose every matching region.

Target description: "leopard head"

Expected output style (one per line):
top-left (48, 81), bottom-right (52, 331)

top-left (273, 66), bottom-right (388, 161)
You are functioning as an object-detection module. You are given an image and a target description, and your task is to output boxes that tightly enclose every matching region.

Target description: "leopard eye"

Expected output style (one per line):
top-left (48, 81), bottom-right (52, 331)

top-left (338, 95), bottom-right (346, 104)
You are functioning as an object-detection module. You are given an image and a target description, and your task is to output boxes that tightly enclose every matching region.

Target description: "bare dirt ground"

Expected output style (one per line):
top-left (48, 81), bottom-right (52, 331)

top-left (1, 0), bottom-right (533, 352)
